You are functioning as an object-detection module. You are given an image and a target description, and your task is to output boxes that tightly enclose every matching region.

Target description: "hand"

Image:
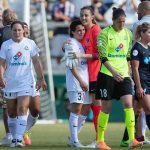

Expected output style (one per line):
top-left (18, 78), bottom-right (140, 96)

top-left (36, 79), bottom-right (47, 91)
top-left (136, 87), bottom-right (145, 99)
top-left (80, 80), bottom-right (88, 92)
top-left (112, 71), bottom-right (124, 82)
top-left (68, 52), bottom-right (82, 59)
top-left (0, 78), bottom-right (6, 88)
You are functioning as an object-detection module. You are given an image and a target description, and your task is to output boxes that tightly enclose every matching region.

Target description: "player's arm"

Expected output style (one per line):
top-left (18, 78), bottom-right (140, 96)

top-left (32, 54), bottom-right (47, 91)
top-left (98, 31), bottom-right (124, 82)
top-left (70, 67), bottom-right (88, 92)
top-left (131, 48), bottom-right (144, 99)
top-left (0, 58), bottom-right (6, 88)
top-left (70, 27), bottom-right (101, 60)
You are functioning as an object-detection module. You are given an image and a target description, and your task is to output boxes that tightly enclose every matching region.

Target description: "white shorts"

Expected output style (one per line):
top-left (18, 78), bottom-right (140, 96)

top-left (68, 91), bottom-right (92, 104)
top-left (4, 89), bottom-right (33, 99)
top-left (32, 88), bottom-right (40, 97)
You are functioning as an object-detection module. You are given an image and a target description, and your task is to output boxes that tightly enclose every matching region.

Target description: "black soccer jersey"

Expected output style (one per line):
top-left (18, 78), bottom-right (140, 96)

top-left (131, 42), bottom-right (150, 81)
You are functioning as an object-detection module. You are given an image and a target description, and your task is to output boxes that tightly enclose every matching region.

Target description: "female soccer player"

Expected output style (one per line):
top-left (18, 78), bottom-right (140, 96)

top-left (0, 21), bottom-right (47, 147)
top-left (70, 7), bottom-right (102, 147)
top-left (96, 7), bottom-right (142, 150)
top-left (131, 23), bottom-right (150, 137)
top-left (64, 19), bottom-right (91, 148)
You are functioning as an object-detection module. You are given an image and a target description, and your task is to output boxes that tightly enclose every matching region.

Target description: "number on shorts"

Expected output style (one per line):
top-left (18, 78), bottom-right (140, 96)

top-left (78, 92), bottom-right (82, 101)
top-left (100, 89), bottom-right (107, 98)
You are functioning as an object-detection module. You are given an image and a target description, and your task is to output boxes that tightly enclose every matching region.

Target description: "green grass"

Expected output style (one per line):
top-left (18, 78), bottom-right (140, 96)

top-left (0, 122), bottom-right (150, 150)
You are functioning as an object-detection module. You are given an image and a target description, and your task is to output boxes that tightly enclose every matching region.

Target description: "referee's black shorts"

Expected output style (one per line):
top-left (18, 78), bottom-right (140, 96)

top-left (95, 72), bottom-right (132, 100)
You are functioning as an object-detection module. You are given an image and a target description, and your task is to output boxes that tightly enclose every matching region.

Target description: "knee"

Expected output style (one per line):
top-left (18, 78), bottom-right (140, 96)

top-left (18, 106), bottom-right (28, 115)
top-left (30, 108), bottom-right (40, 117)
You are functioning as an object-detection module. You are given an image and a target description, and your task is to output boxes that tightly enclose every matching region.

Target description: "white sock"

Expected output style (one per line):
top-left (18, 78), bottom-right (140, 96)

top-left (16, 115), bottom-right (27, 141)
top-left (69, 112), bottom-right (79, 143)
top-left (6, 133), bottom-right (12, 139)
top-left (78, 115), bottom-right (87, 133)
top-left (26, 113), bottom-right (38, 132)
top-left (141, 111), bottom-right (147, 137)
top-left (8, 117), bottom-right (16, 139)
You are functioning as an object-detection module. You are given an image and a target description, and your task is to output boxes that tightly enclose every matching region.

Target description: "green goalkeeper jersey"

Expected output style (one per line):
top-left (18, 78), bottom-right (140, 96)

top-left (97, 25), bottom-right (132, 77)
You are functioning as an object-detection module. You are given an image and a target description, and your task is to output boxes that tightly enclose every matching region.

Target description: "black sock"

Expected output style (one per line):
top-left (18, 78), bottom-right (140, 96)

top-left (146, 114), bottom-right (150, 130)
top-left (122, 127), bottom-right (129, 141)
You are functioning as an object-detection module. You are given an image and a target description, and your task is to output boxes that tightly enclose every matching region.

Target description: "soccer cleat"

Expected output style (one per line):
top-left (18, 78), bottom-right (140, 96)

top-left (10, 139), bottom-right (16, 148)
top-left (67, 137), bottom-right (73, 147)
top-left (23, 132), bottom-right (32, 146)
top-left (0, 134), bottom-right (12, 146)
top-left (86, 140), bottom-right (98, 148)
top-left (16, 139), bottom-right (25, 148)
top-left (72, 141), bottom-right (85, 148)
top-left (143, 137), bottom-right (150, 145)
top-left (128, 139), bottom-right (143, 149)
top-left (120, 140), bottom-right (130, 147)
top-left (97, 141), bottom-right (111, 150)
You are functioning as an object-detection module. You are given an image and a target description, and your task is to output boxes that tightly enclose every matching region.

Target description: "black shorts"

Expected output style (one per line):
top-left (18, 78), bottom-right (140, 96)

top-left (134, 80), bottom-right (150, 101)
top-left (95, 72), bottom-right (132, 100)
top-left (89, 81), bottom-right (97, 93)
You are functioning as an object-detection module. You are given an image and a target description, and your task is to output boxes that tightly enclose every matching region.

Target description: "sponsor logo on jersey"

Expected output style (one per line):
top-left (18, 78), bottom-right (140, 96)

top-left (144, 57), bottom-right (150, 64)
top-left (115, 43), bottom-right (124, 52)
top-left (108, 53), bottom-right (126, 58)
top-left (13, 51), bottom-right (22, 60)
top-left (10, 51), bottom-right (27, 66)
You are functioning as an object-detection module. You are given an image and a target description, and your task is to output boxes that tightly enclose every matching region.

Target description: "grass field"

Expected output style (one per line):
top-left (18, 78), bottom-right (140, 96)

top-left (0, 122), bottom-right (150, 150)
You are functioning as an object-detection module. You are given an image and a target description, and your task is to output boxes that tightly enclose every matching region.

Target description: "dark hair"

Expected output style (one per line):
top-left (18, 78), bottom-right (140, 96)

top-left (80, 6), bottom-right (97, 24)
top-left (81, 6), bottom-right (94, 16)
top-left (112, 7), bottom-right (126, 20)
top-left (69, 19), bottom-right (83, 37)
top-left (22, 22), bottom-right (28, 27)
top-left (135, 22), bottom-right (150, 42)
top-left (11, 20), bottom-right (24, 29)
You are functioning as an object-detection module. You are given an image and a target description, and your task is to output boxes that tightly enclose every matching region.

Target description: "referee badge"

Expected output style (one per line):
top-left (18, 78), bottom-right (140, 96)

top-left (132, 50), bottom-right (138, 56)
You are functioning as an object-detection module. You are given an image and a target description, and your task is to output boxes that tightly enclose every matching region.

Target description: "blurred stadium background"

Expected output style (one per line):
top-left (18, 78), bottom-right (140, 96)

top-left (0, 0), bottom-right (140, 123)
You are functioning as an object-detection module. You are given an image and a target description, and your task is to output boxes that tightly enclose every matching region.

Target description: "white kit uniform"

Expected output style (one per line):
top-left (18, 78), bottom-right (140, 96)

top-left (0, 37), bottom-right (40, 99)
top-left (65, 38), bottom-right (91, 104)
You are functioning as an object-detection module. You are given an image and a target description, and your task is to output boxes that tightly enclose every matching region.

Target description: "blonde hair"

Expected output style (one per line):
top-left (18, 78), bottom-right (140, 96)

top-left (2, 8), bottom-right (17, 25)
top-left (134, 22), bottom-right (150, 42)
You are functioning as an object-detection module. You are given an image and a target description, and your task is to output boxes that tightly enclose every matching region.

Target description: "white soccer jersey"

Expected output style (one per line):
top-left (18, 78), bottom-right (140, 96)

top-left (0, 37), bottom-right (40, 92)
top-left (65, 38), bottom-right (89, 91)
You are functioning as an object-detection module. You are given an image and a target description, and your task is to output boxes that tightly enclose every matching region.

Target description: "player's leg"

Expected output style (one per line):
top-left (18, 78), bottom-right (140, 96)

top-left (0, 98), bottom-right (13, 145)
top-left (96, 73), bottom-right (113, 150)
top-left (15, 90), bottom-right (32, 147)
top-left (121, 95), bottom-right (143, 149)
top-left (5, 92), bottom-right (17, 147)
top-left (68, 91), bottom-right (85, 148)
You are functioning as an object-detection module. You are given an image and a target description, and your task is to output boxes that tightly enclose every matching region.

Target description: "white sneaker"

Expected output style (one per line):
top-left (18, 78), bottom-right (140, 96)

top-left (85, 140), bottom-right (98, 148)
top-left (0, 134), bottom-right (12, 145)
top-left (144, 137), bottom-right (150, 145)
